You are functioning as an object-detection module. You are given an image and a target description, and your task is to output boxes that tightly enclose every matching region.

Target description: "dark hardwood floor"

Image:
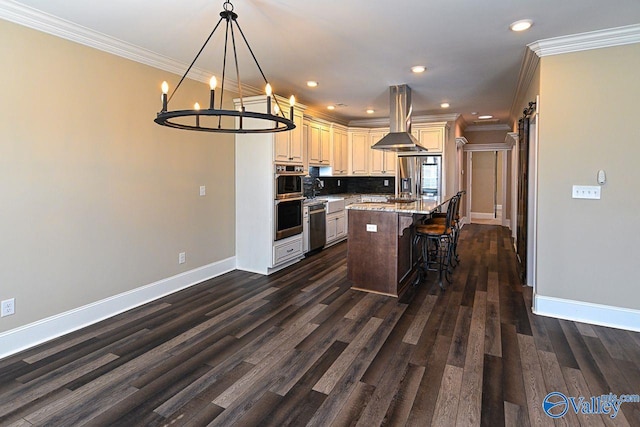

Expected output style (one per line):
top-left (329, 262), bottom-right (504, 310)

top-left (1, 224), bottom-right (639, 426)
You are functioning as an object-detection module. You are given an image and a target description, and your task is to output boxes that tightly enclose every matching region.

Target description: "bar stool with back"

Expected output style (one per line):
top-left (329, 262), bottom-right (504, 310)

top-left (415, 194), bottom-right (459, 290)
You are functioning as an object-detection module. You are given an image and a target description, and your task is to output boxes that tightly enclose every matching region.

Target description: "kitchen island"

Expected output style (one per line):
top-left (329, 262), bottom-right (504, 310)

top-left (345, 198), bottom-right (444, 298)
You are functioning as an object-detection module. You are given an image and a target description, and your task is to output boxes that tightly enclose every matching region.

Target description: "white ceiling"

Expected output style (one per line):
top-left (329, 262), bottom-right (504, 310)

top-left (4, 0), bottom-right (640, 126)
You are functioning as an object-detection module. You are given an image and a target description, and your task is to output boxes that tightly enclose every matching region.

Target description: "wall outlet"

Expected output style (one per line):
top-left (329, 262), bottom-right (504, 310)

top-left (178, 252), bottom-right (186, 264)
top-left (384, 179), bottom-right (389, 186)
top-left (366, 224), bottom-right (378, 232)
top-left (337, 180), bottom-right (341, 187)
top-left (199, 185), bottom-right (206, 196)
top-left (1, 298), bottom-right (15, 317)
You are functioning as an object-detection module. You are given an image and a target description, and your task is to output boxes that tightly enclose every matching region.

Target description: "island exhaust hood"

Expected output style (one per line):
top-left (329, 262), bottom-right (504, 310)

top-left (371, 84), bottom-right (427, 152)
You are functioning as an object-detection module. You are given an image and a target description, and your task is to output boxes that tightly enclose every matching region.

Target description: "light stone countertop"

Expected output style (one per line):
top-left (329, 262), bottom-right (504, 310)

top-left (346, 197), bottom-right (445, 215)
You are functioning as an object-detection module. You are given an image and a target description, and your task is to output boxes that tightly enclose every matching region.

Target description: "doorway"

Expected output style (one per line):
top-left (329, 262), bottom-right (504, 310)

top-left (464, 144), bottom-right (510, 227)
top-left (516, 100), bottom-right (538, 288)
top-left (469, 151), bottom-right (504, 225)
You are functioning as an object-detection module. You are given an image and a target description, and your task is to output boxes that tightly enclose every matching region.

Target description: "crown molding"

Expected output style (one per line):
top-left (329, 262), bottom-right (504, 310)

top-left (455, 137), bottom-right (468, 147)
top-left (505, 132), bottom-right (518, 146)
top-left (509, 47), bottom-right (540, 123)
top-left (464, 124), bottom-right (511, 132)
top-left (348, 113), bottom-right (460, 128)
top-left (463, 142), bottom-right (514, 152)
top-left (0, 0), bottom-right (255, 95)
top-left (528, 23), bottom-right (640, 57)
top-left (414, 113), bottom-right (461, 124)
top-left (303, 109), bottom-right (350, 127)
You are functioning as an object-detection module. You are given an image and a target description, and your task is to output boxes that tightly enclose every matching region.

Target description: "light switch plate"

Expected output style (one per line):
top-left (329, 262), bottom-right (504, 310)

top-left (366, 224), bottom-right (378, 232)
top-left (199, 185), bottom-right (206, 196)
top-left (572, 185), bottom-right (601, 199)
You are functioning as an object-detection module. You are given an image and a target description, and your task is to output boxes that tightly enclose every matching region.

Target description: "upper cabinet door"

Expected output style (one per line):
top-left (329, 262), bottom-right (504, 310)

top-left (415, 126), bottom-right (444, 152)
top-left (274, 130), bottom-right (290, 163)
top-left (274, 108), bottom-right (304, 164)
top-left (349, 131), bottom-right (369, 175)
top-left (308, 120), bottom-right (331, 166)
top-left (320, 126), bottom-right (331, 164)
top-left (369, 130), bottom-right (392, 175)
top-left (288, 110), bottom-right (304, 163)
top-left (332, 127), bottom-right (348, 175)
top-left (308, 122), bottom-right (322, 165)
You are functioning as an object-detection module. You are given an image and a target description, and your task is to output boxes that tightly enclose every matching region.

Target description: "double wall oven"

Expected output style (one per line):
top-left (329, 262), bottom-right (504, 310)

top-left (274, 164), bottom-right (305, 240)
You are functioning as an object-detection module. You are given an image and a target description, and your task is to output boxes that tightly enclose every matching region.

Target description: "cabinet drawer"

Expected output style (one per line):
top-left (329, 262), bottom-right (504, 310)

top-left (273, 237), bottom-right (303, 265)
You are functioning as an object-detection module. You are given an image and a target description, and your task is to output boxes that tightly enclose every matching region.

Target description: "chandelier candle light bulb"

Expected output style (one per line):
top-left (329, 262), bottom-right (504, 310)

top-left (209, 76), bottom-right (217, 109)
top-left (265, 83), bottom-right (273, 115)
top-left (161, 81), bottom-right (169, 111)
top-left (289, 95), bottom-right (295, 119)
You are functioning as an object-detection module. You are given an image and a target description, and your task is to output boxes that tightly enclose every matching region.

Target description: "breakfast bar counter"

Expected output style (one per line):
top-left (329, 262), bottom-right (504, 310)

top-left (345, 197), bottom-right (446, 298)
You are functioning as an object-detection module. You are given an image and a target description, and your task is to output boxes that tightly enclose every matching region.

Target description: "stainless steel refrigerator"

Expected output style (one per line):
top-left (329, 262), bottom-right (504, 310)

top-left (397, 155), bottom-right (442, 199)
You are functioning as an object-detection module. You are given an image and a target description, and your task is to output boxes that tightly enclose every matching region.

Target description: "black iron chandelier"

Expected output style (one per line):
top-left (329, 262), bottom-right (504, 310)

top-left (154, 0), bottom-right (296, 134)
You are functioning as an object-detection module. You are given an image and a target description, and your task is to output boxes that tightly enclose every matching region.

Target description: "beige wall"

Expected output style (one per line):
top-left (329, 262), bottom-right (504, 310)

top-left (0, 20), bottom-right (236, 332)
top-left (471, 151), bottom-right (497, 213)
top-left (444, 121), bottom-right (457, 198)
top-left (464, 129), bottom-right (508, 144)
top-left (464, 129), bottom-right (509, 219)
top-left (537, 43), bottom-right (640, 309)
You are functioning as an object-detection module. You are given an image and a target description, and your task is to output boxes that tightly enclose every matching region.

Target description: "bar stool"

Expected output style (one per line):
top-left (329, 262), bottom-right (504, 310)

top-left (430, 191), bottom-right (464, 266)
top-left (415, 194), bottom-right (458, 290)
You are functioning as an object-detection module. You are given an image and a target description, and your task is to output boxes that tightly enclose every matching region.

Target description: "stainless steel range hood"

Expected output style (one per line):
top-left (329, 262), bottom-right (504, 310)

top-left (371, 85), bottom-right (427, 152)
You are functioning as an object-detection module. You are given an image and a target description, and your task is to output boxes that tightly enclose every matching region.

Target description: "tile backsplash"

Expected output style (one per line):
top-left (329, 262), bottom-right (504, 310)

top-left (303, 167), bottom-right (394, 198)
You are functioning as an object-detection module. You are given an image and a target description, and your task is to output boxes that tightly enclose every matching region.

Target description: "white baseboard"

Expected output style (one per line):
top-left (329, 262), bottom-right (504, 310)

top-left (0, 256), bottom-right (237, 360)
top-left (471, 212), bottom-right (498, 220)
top-left (533, 293), bottom-right (640, 332)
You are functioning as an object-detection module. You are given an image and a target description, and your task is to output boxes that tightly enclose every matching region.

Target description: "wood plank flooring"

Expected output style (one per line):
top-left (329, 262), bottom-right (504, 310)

top-left (1, 224), bottom-right (639, 426)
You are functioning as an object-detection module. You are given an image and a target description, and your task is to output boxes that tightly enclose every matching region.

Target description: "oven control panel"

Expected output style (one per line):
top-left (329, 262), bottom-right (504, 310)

top-left (275, 164), bottom-right (305, 174)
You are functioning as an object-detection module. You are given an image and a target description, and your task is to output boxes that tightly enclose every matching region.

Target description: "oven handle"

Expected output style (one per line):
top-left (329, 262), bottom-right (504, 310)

top-left (274, 173), bottom-right (306, 178)
top-left (275, 196), bottom-right (306, 204)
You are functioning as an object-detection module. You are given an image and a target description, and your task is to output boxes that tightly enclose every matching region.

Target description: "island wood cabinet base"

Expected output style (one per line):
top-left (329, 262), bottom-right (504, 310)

top-left (347, 209), bottom-right (421, 298)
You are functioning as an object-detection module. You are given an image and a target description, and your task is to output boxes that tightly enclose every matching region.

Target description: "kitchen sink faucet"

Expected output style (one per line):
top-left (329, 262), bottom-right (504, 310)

top-left (312, 178), bottom-right (324, 198)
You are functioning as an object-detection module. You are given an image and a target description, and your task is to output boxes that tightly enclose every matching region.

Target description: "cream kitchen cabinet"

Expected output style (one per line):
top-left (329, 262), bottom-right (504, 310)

top-left (348, 129), bottom-right (369, 176)
top-left (274, 108), bottom-right (304, 164)
top-left (235, 95), bottom-right (307, 276)
top-left (369, 129), bottom-right (396, 176)
top-left (412, 122), bottom-right (447, 153)
top-left (325, 197), bottom-right (346, 246)
top-left (331, 125), bottom-right (349, 175)
top-left (326, 211), bottom-right (346, 245)
top-left (308, 119), bottom-right (331, 166)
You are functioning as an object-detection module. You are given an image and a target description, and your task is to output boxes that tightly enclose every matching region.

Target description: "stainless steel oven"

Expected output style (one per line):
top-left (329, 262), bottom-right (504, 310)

top-left (275, 197), bottom-right (304, 240)
top-left (275, 164), bottom-right (304, 200)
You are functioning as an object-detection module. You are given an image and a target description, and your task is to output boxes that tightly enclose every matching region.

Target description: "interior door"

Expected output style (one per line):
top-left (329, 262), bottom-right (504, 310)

top-left (516, 116), bottom-right (530, 284)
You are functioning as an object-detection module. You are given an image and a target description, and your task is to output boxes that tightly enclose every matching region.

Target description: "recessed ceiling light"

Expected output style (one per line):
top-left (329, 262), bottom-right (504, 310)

top-left (478, 115), bottom-right (493, 120)
top-left (440, 103), bottom-right (450, 108)
top-left (366, 109), bottom-right (375, 114)
top-left (306, 81), bottom-right (318, 88)
top-left (510, 19), bottom-right (533, 32)
top-left (411, 65), bottom-right (426, 73)
top-left (327, 105), bottom-right (335, 110)
top-left (471, 111), bottom-right (478, 115)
